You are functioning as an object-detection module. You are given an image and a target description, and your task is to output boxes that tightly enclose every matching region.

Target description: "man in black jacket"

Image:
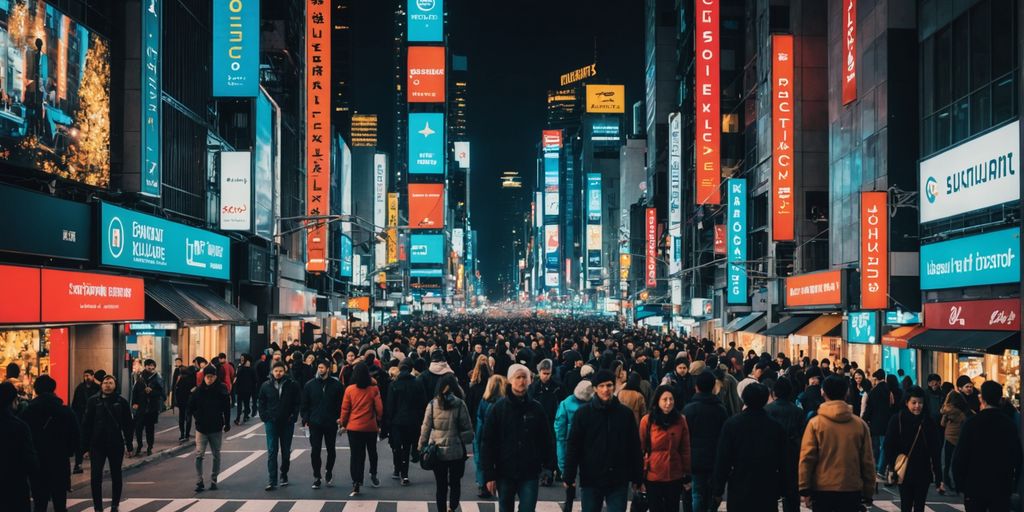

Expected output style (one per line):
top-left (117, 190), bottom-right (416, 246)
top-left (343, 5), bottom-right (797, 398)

top-left (481, 363), bottom-right (555, 512)
top-left (563, 370), bottom-right (642, 512)
top-left (711, 383), bottom-right (786, 511)
top-left (233, 354), bottom-right (257, 425)
top-left (189, 366), bottom-right (231, 492)
top-left (21, 375), bottom-right (79, 512)
top-left (385, 358), bottom-right (427, 485)
top-left (764, 377), bottom-right (805, 512)
top-left (174, 360), bottom-right (198, 442)
top-left (258, 362), bottom-right (302, 490)
top-left (952, 380), bottom-right (1022, 511)
top-left (300, 359), bottom-right (343, 489)
top-left (130, 359), bottom-right (165, 456)
top-left (863, 369), bottom-right (892, 475)
top-left (664, 357), bottom-right (695, 411)
top-left (70, 369), bottom-right (99, 472)
top-left (82, 375), bottom-right (134, 512)
top-left (528, 358), bottom-right (564, 426)
top-left (683, 371), bottom-right (728, 512)
top-left (1, 382), bottom-right (37, 512)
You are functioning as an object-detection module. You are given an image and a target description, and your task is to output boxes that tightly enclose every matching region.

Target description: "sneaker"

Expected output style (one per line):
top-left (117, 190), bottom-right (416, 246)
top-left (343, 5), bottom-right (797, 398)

top-left (326, 472), bottom-right (333, 487)
top-left (209, 482), bottom-right (218, 491)
top-left (73, 465), bottom-right (83, 474)
top-left (146, 447), bottom-right (153, 456)
top-left (402, 477), bottom-right (410, 487)
top-left (370, 474), bottom-right (380, 487)
top-left (349, 483), bottom-right (361, 497)
top-left (392, 470), bottom-right (400, 480)
top-left (195, 482), bottom-right (205, 493)
top-left (265, 483), bottom-right (276, 491)
top-left (280, 474), bottom-right (289, 487)
top-left (312, 479), bottom-right (321, 490)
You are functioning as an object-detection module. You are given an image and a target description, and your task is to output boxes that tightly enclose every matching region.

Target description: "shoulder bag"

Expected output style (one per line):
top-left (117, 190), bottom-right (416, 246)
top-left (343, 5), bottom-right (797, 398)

top-left (892, 416), bottom-right (923, 485)
top-left (631, 417), bottom-right (653, 512)
top-left (419, 401), bottom-right (439, 471)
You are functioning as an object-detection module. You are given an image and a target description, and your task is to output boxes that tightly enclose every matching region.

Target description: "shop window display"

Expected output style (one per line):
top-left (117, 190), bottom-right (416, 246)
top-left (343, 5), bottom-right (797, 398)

top-left (1, 328), bottom-right (52, 399)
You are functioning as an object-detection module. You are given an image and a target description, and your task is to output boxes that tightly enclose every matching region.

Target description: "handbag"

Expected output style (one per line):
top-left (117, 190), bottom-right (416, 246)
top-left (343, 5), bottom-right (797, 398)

top-left (892, 416), bottom-right (923, 485)
top-left (419, 402), bottom-right (439, 471)
top-left (630, 417), bottom-right (654, 512)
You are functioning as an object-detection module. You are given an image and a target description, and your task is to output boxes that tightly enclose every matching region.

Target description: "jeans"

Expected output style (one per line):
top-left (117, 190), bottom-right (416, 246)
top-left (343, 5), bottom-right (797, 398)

top-left (348, 430), bottom-right (378, 485)
top-left (646, 480), bottom-right (682, 512)
top-left (497, 478), bottom-right (540, 512)
top-left (871, 434), bottom-right (886, 474)
top-left (195, 431), bottom-right (223, 484)
top-left (943, 440), bottom-right (955, 489)
top-left (391, 425), bottom-right (418, 479)
top-left (898, 479), bottom-right (929, 512)
top-left (690, 472), bottom-right (713, 512)
top-left (134, 411), bottom-right (157, 450)
top-left (177, 404), bottom-right (192, 438)
top-left (964, 494), bottom-right (1011, 512)
top-left (235, 392), bottom-right (252, 421)
top-left (308, 424), bottom-right (338, 479)
top-left (89, 445), bottom-right (124, 512)
top-left (433, 458), bottom-right (466, 511)
top-left (810, 491), bottom-right (863, 512)
top-left (264, 421), bottom-right (294, 485)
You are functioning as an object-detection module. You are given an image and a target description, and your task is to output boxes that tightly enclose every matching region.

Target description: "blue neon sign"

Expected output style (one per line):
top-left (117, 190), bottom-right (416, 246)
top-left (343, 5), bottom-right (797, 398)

top-left (408, 113), bottom-right (445, 174)
top-left (587, 174), bottom-right (602, 223)
top-left (410, 234), bottom-right (445, 264)
top-left (411, 268), bottom-right (443, 278)
top-left (339, 235), bottom-right (353, 278)
top-left (920, 228), bottom-right (1020, 290)
top-left (213, 0), bottom-right (260, 97)
top-left (407, 0), bottom-right (443, 42)
top-left (141, 0), bottom-right (161, 197)
top-left (847, 311), bottom-right (878, 344)
top-left (727, 179), bottom-right (747, 304)
top-left (100, 203), bottom-right (231, 280)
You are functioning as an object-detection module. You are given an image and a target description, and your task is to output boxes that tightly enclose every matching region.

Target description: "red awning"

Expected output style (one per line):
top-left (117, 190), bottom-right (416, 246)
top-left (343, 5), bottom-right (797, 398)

top-left (881, 325), bottom-right (926, 349)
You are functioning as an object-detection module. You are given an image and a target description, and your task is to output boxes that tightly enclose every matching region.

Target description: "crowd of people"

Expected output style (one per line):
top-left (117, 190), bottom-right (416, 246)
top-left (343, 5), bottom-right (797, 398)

top-left (1, 316), bottom-right (1022, 512)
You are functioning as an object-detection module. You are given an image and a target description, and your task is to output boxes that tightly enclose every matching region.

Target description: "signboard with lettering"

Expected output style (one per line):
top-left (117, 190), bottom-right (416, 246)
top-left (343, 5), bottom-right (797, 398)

top-left (860, 191), bottom-right (888, 309)
top-left (0, 184), bottom-right (91, 261)
top-left (646, 208), bottom-right (657, 288)
top-left (0, 265), bottom-right (41, 323)
top-left (141, 0), bottom-right (162, 197)
top-left (213, 0), bottom-right (260, 97)
top-left (847, 311), bottom-right (877, 344)
top-left (669, 112), bottom-right (682, 274)
top-left (842, 0), bottom-right (857, 104)
top-left (923, 299), bottom-right (1020, 331)
top-left (410, 234), bottom-right (445, 264)
top-left (695, 0), bottom-right (720, 205)
top-left (305, 0), bottom-right (331, 272)
top-left (772, 34), bottom-right (795, 241)
top-left (785, 270), bottom-right (844, 308)
top-left (585, 85), bottom-right (625, 114)
top-left (920, 228), bottom-right (1019, 290)
top-left (714, 224), bottom-right (726, 255)
top-left (560, 64), bottom-right (597, 87)
top-left (409, 113), bottom-right (444, 174)
top-left (408, 46), bottom-right (446, 102)
top-left (220, 151), bottom-right (252, 231)
top-left (727, 179), bottom-right (747, 304)
top-left (41, 269), bottom-right (145, 323)
top-left (885, 310), bottom-right (922, 325)
top-left (407, 0), bottom-right (443, 42)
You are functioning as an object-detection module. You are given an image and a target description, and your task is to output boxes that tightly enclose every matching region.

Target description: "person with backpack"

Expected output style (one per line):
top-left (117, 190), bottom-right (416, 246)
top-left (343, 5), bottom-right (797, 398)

top-left (82, 375), bottom-right (133, 512)
top-left (554, 379), bottom-right (595, 481)
top-left (339, 362), bottom-right (384, 496)
top-left (883, 386), bottom-right (943, 512)
top-left (639, 385), bottom-right (691, 512)
top-left (300, 359), bottom-right (343, 489)
top-left (189, 365), bottom-right (231, 492)
top-left (386, 358), bottom-right (427, 486)
top-left (20, 375), bottom-right (79, 512)
top-left (939, 387), bottom-right (971, 492)
top-left (474, 374), bottom-right (507, 499)
top-left (419, 374), bottom-right (474, 512)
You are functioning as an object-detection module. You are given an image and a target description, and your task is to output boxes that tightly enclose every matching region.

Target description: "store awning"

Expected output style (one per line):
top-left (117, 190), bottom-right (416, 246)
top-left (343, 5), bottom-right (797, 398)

top-left (881, 325), bottom-right (927, 349)
top-left (764, 316), bottom-right (816, 336)
top-left (724, 312), bottom-right (765, 333)
top-left (907, 329), bottom-right (1020, 355)
top-left (174, 285), bottom-right (250, 323)
top-left (145, 281), bottom-right (209, 324)
top-left (795, 315), bottom-right (843, 337)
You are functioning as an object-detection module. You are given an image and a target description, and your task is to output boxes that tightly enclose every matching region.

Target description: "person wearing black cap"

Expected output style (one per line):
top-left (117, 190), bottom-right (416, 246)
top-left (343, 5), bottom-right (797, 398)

top-left (300, 359), bottom-right (343, 489)
top-left (798, 366), bottom-right (825, 419)
top-left (20, 374), bottom-right (78, 512)
top-left (82, 374), bottom-right (133, 512)
top-left (711, 383), bottom-right (787, 511)
top-left (563, 369), bottom-right (643, 512)
top-left (0, 381), bottom-right (37, 512)
top-left (682, 371), bottom-right (728, 512)
top-left (189, 365), bottom-right (231, 492)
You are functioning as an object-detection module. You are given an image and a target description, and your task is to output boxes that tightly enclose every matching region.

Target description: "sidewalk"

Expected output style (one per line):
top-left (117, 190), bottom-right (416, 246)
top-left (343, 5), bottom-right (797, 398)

top-left (70, 409), bottom-right (193, 491)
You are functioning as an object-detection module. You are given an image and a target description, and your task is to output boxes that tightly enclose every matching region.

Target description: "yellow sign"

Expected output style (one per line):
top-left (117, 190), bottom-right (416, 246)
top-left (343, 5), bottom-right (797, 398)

top-left (386, 193), bottom-right (398, 264)
top-left (585, 84), bottom-right (625, 114)
top-left (560, 63), bottom-right (597, 87)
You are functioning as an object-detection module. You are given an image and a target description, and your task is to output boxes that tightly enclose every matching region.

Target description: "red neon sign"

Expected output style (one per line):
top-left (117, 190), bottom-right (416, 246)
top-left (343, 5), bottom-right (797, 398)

top-left (695, 0), bottom-right (720, 205)
top-left (772, 34), bottom-right (795, 241)
top-left (859, 192), bottom-right (888, 309)
top-left (646, 208), bottom-right (657, 288)
top-left (305, 0), bottom-right (331, 273)
top-left (842, 0), bottom-right (857, 105)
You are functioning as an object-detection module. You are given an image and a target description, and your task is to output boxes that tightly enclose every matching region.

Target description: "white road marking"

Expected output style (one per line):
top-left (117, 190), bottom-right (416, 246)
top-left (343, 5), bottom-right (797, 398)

top-left (105, 498), bottom-right (149, 512)
top-left (235, 500), bottom-right (278, 512)
top-left (396, 501), bottom-right (428, 512)
top-left (536, 501), bottom-right (562, 512)
top-left (873, 501), bottom-right (901, 512)
top-left (155, 499), bottom-right (198, 512)
top-left (126, 481), bottom-right (156, 484)
top-left (289, 500), bottom-right (326, 512)
top-left (290, 448), bottom-right (307, 461)
top-left (179, 450), bottom-right (262, 458)
top-left (157, 426), bottom-right (180, 434)
top-left (341, 501), bottom-right (377, 512)
top-left (214, 451), bottom-right (264, 482)
top-left (460, 502), bottom-right (479, 512)
top-left (228, 422), bottom-right (265, 440)
top-left (183, 499), bottom-right (227, 512)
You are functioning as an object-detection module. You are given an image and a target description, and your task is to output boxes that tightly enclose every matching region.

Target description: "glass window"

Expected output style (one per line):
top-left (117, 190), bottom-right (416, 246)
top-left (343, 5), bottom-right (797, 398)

top-left (970, 0), bottom-right (992, 91)
top-left (991, 0), bottom-right (1014, 78)
top-left (935, 107), bottom-right (951, 150)
top-left (953, 97), bottom-right (970, 143)
top-left (934, 27), bottom-right (952, 109)
top-left (970, 85), bottom-right (992, 135)
top-left (921, 38), bottom-right (935, 117)
top-left (922, 115), bottom-right (935, 156)
top-left (953, 16), bottom-right (970, 100)
top-left (992, 74), bottom-right (1015, 125)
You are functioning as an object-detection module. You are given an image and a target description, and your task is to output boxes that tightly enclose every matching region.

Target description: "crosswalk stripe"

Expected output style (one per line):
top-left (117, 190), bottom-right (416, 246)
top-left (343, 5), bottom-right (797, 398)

top-left (290, 448), bottom-right (307, 461)
top-left (342, 501), bottom-right (379, 512)
top-left (156, 499), bottom-right (199, 512)
top-left (396, 501), bottom-right (429, 512)
top-left (184, 499), bottom-right (228, 512)
top-left (228, 422), bottom-right (265, 440)
top-left (215, 450), bottom-right (264, 482)
top-left (289, 500), bottom-right (326, 512)
top-left (235, 500), bottom-right (278, 512)
top-left (873, 501), bottom-right (901, 512)
top-left (107, 498), bottom-right (151, 512)
top-left (459, 501), bottom-right (480, 512)
top-left (535, 501), bottom-right (561, 512)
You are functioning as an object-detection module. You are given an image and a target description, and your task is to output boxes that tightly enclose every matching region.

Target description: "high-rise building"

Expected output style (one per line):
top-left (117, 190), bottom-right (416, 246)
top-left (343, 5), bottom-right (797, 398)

top-left (332, 0), bottom-right (354, 141)
top-left (450, 55), bottom-right (469, 139)
top-left (547, 88), bottom-right (581, 128)
top-left (393, 2), bottom-right (408, 185)
top-left (351, 114), bottom-right (379, 148)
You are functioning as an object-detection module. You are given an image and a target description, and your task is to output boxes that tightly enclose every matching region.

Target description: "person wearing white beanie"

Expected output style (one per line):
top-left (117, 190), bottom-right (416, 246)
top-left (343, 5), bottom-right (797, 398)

top-left (507, 364), bottom-right (533, 385)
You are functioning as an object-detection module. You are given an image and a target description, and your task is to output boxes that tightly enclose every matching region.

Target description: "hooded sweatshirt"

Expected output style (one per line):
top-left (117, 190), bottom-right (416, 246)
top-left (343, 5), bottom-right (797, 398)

top-left (798, 400), bottom-right (875, 499)
top-left (554, 380), bottom-right (595, 473)
top-left (418, 361), bottom-right (454, 399)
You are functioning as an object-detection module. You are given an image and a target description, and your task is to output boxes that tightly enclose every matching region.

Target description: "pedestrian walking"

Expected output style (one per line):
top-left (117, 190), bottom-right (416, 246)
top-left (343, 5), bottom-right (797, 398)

top-left (939, 387), bottom-right (970, 492)
top-left (682, 371), bottom-right (728, 512)
top-left (639, 385), bottom-right (691, 512)
top-left (554, 379), bottom-right (594, 478)
top-left (386, 358), bottom-right (428, 486)
top-left (864, 369), bottom-right (894, 476)
top-left (662, 357), bottom-right (694, 411)
top-left (480, 363), bottom-right (555, 512)
top-left (711, 383), bottom-right (786, 511)
top-left (418, 349), bottom-right (455, 401)
top-left (339, 362), bottom-right (384, 496)
top-left (765, 377), bottom-right (806, 512)
top-left (234, 354), bottom-right (258, 424)
top-left (71, 369), bottom-right (99, 472)
top-left (20, 375), bottom-right (79, 512)
top-left (130, 358), bottom-right (164, 456)
top-left (82, 375), bottom-right (133, 512)
top-left (172, 359), bottom-right (196, 442)
top-left (618, 371), bottom-right (648, 426)
top-left (563, 369), bottom-right (643, 512)
top-left (0, 381), bottom-right (37, 512)
top-left (883, 386), bottom-right (943, 512)
top-left (952, 380), bottom-right (1023, 511)
top-left (474, 374), bottom-right (508, 498)
top-left (419, 373), bottom-right (474, 512)
top-left (189, 365), bottom-right (231, 492)
top-left (798, 375), bottom-right (875, 512)
top-left (258, 361), bottom-right (301, 490)
top-left (300, 359), bottom-right (343, 489)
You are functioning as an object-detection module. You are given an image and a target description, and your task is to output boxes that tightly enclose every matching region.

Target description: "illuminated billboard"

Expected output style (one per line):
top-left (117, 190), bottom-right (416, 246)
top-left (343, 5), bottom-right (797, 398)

top-left (408, 113), bottom-right (445, 174)
top-left (695, 0), bottom-right (720, 204)
top-left (408, 46), bottom-right (445, 103)
top-left (408, 183), bottom-right (444, 229)
top-left (407, 0), bottom-right (443, 42)
top-left (727, 179), bottom-right (747, 304)
top-left (585, 85), bottom-right (625, 113)
top-left (860, 191), bottom-right (888, 309)
top-left (410, 234), bottom-right (445, 264)
top-left (772, 34), bottom-right (795, 241)
top-left (305, 0), bottom-right (331, 272)
top-left (213, 0), bottom-right (260, 97)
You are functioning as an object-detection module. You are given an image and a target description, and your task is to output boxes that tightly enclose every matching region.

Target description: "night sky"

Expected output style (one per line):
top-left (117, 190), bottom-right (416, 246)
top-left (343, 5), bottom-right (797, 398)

top-left (353, 0), bottom-right (645, 299)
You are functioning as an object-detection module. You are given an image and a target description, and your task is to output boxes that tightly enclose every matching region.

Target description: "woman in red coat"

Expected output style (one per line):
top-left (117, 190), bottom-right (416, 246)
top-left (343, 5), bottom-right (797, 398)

top-left (640, 385), bottom-right (692, 512)
top-left (339, 362), bottom-right (383, 497)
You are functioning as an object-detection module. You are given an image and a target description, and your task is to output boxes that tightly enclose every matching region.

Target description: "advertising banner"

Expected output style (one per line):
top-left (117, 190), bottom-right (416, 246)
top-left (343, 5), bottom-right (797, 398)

top-left (860, 191), bottom-right (888, 309)
top-left (646, 208), bottom-right (657, 288)
top-left (100, 203), bottom-right (231, 280)
top-left (585, 84), bottom-right (625, 113)
top-left (213, 0), bottom-right (260, 97)
top-left (545, 272), bottom-right (559, 288)
top-left (411, 268), bottom-right (443, 278)
top-left (544, 192), bottom-right (560, 217)
top-left (785, 270), bottom-right (844, 308)
top-left (454, 141), bottom-right (470, 169)
top-left (847, 311), bottom-right (878, 344)
top-left (772, 34), bottom-right (795, 241)
top-left (452, 228), bottom-right (465, 257)
top-left (219, 151), bottom-right (252, 231)
top-left (408, 46), bottom-right (445, 102)
top-left (0, 184), bottom-right (91, 261)
top-left (41, 269), bottom-right (145, 323)
top-left (691, 298), bottom-right (714, 318)
top-left (695, 0), bottom-right (720, 205)
top-left (544, 155), bottom-right (560, 187)
top-left (920, 228), bottom-right (1019, 290)
top-left (587, 173), bottom-right (602, 223)
top-left (305, 0), bottom-right (331, 272)
top-left (339, 235), bottom-right (352, 278)
top-left (407, 0), bottom-right (443, 42)
top-left (542, 130), bottom-right (563, 150)
top-left (842, 0), bottom-right (857, 104)
top-left (560, 63), bottom-right (597, 87)
top-left (535, 191), bottom-right (544, 228)
top-left (545, 225), bottom-right (560, 269)
top-left (727, 179), bottom-right (747, 303)
top-left (587, 225), bottom-right (602, 253)
top-left (669, 112), bottom-right (682, 275)
top-left (409, 113), bottom-right (445, 174)
top-left (714, 224), bottom-right (726, 255)
top-left (410, 234), bottom-right (445, 264)
top-left (592, 120), bottom-right (621, 147)
top-left (408, 183), bottom-right (445, 229)
top-left (254, 91), bottom-right (274, 239)
top-left (0, 265), bottom-right (41, 323)
top-left (885, 310), bottom-right (922, 325)
top-left (923, 298), bottom-right (1020, 331)
top-left (142, 0), bottom-right (162, 196)
top-left (387, 192), bottom-right (399, 264)
top-left (374, 153), bottom-right (387, 267)
top-left (920, 121), bottom-right (1020, 223)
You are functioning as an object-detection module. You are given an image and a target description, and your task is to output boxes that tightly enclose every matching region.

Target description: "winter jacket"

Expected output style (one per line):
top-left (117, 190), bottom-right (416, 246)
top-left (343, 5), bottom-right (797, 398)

top-left (682, 392), bottom-right (729, 474)
top-left (618, 389), bottom-right (647, 426)
top-left (188, 381), bottom-right (231, 434)
top-left (419, 394), bottom-right (474, 461)
top-left (475, 398), bottom-right (497, 460)
top-left (717, 372), bottom-right (742, 416)
top-left (528, 377), bottom-right (564, 424)
top-left (386, 370), bottom-right (427, 432)
top-left (798, 400), bottom-right (875, 499)
top-left (712, 408), bottom-right (787, 511)
top-left (480, 391), bottom-right (555, 482)
top-left (765, 396), bottom-right (805, 496)
top-left (924, 386), bottom-right (945, 424)
top-left (663, 372), bottom-right (695, 411)
top-left (218, 362), bottom-right (235, 394)
top-left (798, 384), bottom-right (824, 419)
top-left (300, 374), bottom-right (344, 428)
top-left (639, 414), bottom-right (691, 482)
top-left (952, 408), bottom-right (1023, 498)
top-left (863, 382), bottom-right (893, 436)
top-left (417, 361), bottom-right (454, 400)
top-left (340, 384), bottom-right (383, 433)
top-left (883, 409), bottom-right (941, 484)
top-left (257, 375), bottom-right (301, 424)
top-left (234, 364), bottom-right (258, 396)
top-left (20, 392), bottom-right (79, 486)
top-left (0, 409), bottom-right (36, 512)
top-left (940, 401), bottom-right (968, 445)
top-left (130, 371), bottom-right (165, 415)
top-left (173, 366), bottom-right (197, 407)
top-left (563, 397), bottom-right (643, 488)
top-left (71, 380), bottom-right (99, 418)
top-left (553, 388), bottom-right (590, 474)
top-left (82, 393), bottom-right (134, 451)
top-left (467, 381), bottom-right (486, 425)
